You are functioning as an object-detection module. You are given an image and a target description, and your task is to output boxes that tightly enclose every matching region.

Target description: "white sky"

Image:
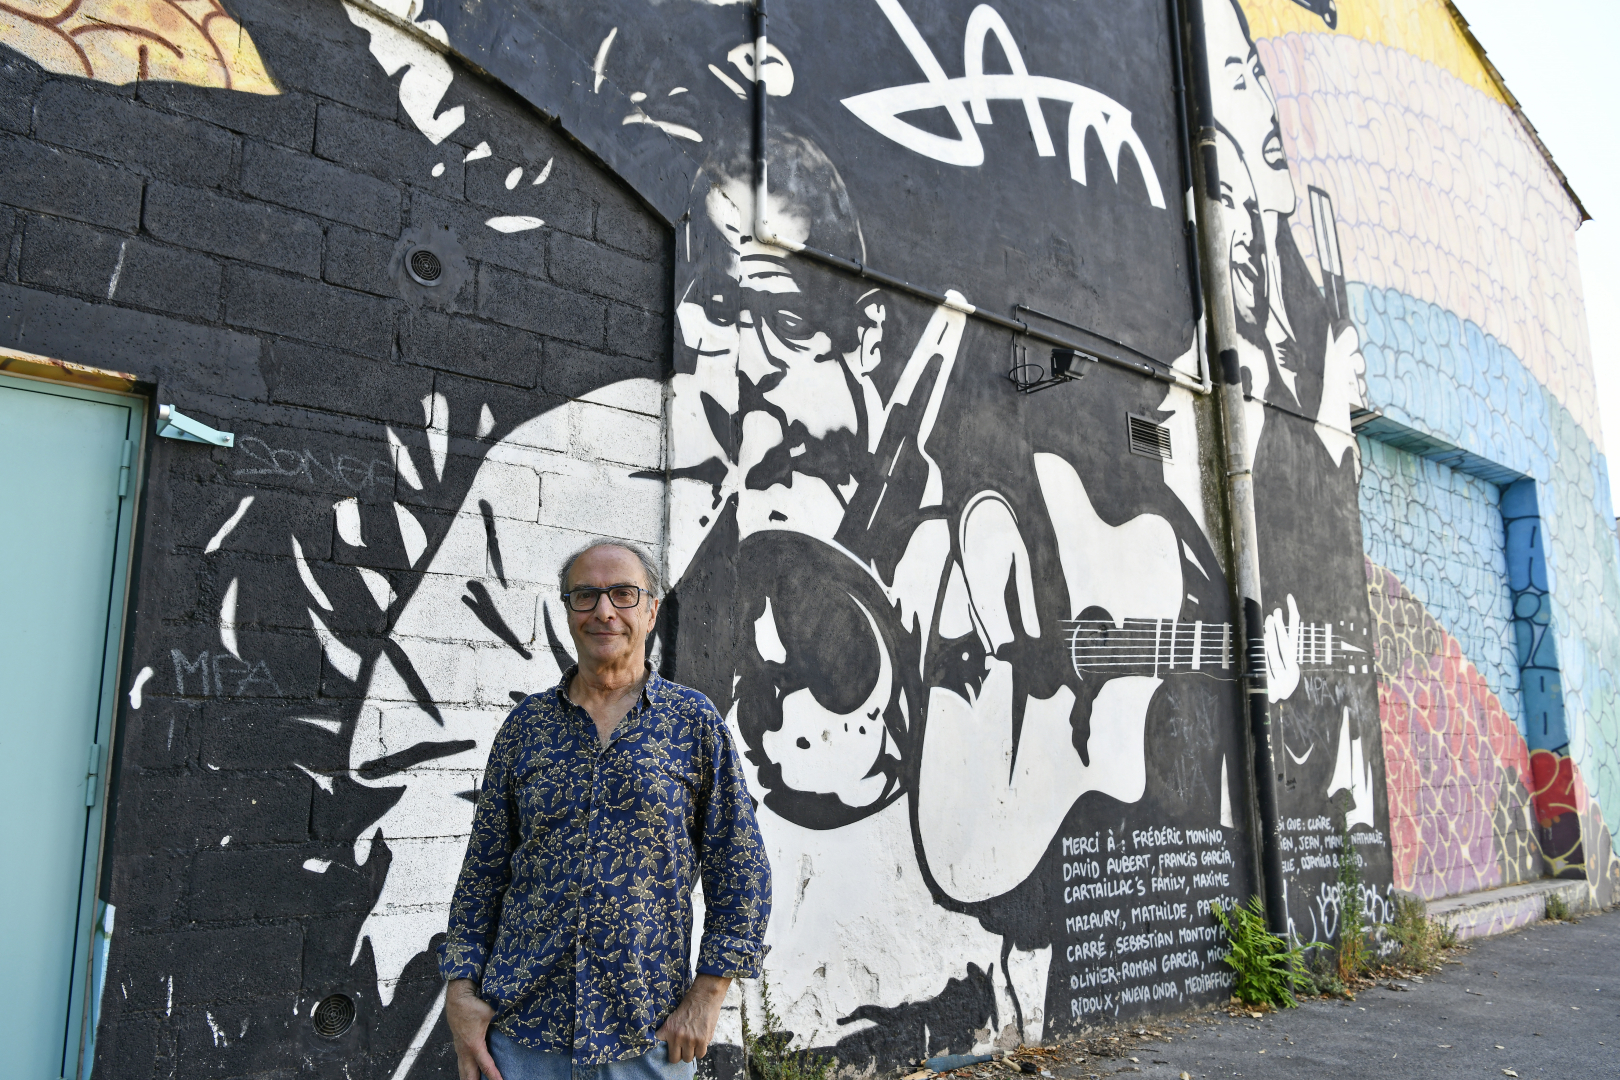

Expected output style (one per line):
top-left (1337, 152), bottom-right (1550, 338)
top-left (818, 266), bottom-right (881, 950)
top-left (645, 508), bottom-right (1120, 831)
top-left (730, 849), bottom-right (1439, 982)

top-left (1453, 1), bottom-right (1620, 510)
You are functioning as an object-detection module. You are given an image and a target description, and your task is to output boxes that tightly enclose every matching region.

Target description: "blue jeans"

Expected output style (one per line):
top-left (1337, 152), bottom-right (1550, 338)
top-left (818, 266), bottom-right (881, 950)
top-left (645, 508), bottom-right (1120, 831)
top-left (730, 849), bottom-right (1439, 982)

top-left (487, 1032), bottom-right (697, 1080)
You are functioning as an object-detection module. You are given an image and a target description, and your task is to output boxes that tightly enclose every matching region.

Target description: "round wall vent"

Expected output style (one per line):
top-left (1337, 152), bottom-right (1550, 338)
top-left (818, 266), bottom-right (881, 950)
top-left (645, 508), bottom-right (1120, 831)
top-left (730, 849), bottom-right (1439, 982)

top-left (407, 248), bottom-right (444, 286)
top-left (312, 994), bottom-right (356, 1038)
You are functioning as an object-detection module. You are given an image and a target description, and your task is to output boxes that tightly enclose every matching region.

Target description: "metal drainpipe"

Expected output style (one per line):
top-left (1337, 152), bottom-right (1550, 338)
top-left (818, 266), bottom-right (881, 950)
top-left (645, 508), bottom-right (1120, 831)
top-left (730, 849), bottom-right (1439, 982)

top-left (1179, 0), bottom-right (1288, 933)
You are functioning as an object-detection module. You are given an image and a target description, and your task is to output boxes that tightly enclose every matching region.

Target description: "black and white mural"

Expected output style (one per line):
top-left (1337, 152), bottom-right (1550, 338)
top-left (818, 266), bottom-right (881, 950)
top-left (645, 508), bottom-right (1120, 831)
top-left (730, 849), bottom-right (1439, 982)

top-left (322, 0), bottom-right (1266, 1061)
top-left (1199, 0), bottom-right (1394, 942)
top-left (297, 0), bottom-right (1267, 1066)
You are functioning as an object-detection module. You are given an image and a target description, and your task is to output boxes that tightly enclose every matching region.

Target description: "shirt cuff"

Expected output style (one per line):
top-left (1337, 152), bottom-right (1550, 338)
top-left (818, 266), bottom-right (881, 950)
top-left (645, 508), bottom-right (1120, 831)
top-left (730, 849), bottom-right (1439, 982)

top-left (438, 937), bottom-right (490, 985)
top-left (695, 932), bottom-right (766, 980)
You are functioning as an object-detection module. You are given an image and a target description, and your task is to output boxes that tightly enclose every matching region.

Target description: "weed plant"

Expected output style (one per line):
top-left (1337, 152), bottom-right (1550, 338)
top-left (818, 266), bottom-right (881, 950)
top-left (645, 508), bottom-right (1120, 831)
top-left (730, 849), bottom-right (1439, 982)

top-left (741, 976), bottom-right (834, 1080)
top-left (1336, 821), bottom-right (1369, 981)
top-left (1384, 894), bottom-right (1456, 971)
top-left (1545, 891), bottom-right (1573, 922)
top-left (1211, 896), bottom-right (1316, 1008)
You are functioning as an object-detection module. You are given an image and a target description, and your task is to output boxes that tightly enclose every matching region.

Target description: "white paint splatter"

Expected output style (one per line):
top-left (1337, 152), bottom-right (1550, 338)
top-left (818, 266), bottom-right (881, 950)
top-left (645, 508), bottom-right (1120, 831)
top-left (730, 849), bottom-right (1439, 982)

top-left (165, 975), bottom-right (173, 1017)
top-left (107, 239), bottom-right (128, 299)
top-left (622, 112), bottom-right (702, 142)
top-left (219, 577), bottom-right (241, 661)
top-left (668, 86), bottom-right (688, 95)
top-left (387, 427), bottom-right (424, 490)
top-left (393, 503), bottom-right (428, 567)
top-left (476, 404), bottom-right (496, 439)
top-left (709, 62), bottom-right (747, 99)
top-left (204, 496), bottom-right (255, 553)
top-left (532, 157), bottom-right (553, 185)
top-left (296, 764), bottom-right (336, 795)
top-left (220, 836), bottom-right (231, 846)
top-left (334, 498), bottom-right (365, 548)
top-left (431, 162), bottom-right (445, 177)
top-left (340, 1), bottom-right (465, 144)
top-left (206, 1011), bottom-right (227, 1047)
top-left (504, 166), bottom-right (523, 189)
top-left (464, 141), bottom-right (492, 163)
top-left (289, 716), bottom-right (344, 735)
top-left (357, 567), bottom-right (396, 611)
top-left (592, 27), bottom-right (618, 93)
top-left (422, 392), bottom-right (449, 480)
top-left (309, 608), bottom-right (362, 681)
top-left (629, 90), bottom-right (647, 103)
top-left (292, 535), bottom-right (333, 611)
top-left (303, 857), bottom-right (334, 874)
top-left (485, 216), bottom-right (545, 233)
top-left (128, 666), bottom-right (154, 709)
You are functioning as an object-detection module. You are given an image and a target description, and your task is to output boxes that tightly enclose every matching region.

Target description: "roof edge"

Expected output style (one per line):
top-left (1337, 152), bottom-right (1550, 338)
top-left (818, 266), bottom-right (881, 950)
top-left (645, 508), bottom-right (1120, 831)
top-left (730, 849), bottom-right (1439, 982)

top-left (1443, 1), bottom-right (1590, 224)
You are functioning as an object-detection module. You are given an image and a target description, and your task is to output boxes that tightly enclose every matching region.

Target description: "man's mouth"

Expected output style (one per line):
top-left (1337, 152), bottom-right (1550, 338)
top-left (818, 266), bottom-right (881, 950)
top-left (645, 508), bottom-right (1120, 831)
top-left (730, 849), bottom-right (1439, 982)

top-left (1263, 130), bottom-right (1286, 169)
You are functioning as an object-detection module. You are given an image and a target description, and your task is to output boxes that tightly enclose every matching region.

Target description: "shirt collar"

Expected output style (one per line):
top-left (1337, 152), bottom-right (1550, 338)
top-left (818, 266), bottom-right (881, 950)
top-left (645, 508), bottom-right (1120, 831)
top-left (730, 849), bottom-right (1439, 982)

top-left (556, 664), bottom-right (665, 735)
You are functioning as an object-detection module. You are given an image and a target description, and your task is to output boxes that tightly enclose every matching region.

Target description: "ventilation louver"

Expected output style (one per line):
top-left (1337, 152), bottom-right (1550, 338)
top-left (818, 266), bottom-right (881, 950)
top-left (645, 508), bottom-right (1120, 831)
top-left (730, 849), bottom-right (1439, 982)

top-left (407, 248), bottom-right (444, 286)
top-left (312, 994), bottom-right (356, 1038)
top-left (1127, 414), bottom-right (1172, 461)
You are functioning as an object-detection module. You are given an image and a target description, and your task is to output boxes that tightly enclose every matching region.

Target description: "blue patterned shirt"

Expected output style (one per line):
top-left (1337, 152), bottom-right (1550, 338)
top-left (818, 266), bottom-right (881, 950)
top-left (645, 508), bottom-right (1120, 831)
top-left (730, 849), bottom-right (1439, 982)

top-left (439, 668), bottom-right (771, 1063)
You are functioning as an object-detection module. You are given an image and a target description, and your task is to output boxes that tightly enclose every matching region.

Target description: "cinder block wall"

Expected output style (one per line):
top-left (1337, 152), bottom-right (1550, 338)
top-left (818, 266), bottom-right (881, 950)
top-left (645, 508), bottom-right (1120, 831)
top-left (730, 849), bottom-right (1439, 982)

top-left (0, 2), bottom-right (670, 1075)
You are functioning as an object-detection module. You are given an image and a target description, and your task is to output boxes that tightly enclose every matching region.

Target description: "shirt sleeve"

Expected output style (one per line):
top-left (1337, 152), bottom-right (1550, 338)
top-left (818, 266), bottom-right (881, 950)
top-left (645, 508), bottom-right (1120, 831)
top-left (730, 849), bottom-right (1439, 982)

top-left (694, 701), bottom-right (773, 979)
top-left (438, 704), bottom-right (524, 986)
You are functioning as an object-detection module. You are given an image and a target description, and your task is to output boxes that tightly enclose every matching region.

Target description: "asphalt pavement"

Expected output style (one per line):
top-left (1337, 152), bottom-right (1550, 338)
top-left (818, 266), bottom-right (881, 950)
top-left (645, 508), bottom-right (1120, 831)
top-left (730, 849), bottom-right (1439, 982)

top-left (1049, 905), bottom-right (1618, 1080)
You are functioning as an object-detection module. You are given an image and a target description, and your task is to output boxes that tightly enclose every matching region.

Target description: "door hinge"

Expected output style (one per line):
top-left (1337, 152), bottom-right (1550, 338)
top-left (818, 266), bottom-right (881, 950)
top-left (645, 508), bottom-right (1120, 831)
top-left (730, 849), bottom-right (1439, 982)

top-left (86, 743), bottom-right (104, 807)
top-left (117, 440), bottom-right (133, 498)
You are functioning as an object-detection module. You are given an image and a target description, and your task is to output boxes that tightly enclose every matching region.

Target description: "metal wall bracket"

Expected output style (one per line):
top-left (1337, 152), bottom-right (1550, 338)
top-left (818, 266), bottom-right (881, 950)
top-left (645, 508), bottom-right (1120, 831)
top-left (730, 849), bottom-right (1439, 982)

top-left (156, 404), bottom-right (234, 447)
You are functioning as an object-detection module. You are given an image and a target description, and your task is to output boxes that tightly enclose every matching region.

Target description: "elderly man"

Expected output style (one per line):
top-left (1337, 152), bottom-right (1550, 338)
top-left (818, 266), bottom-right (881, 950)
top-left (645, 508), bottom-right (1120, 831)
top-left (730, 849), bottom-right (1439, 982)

top-left (440, 539), bottom-right (771, 1080)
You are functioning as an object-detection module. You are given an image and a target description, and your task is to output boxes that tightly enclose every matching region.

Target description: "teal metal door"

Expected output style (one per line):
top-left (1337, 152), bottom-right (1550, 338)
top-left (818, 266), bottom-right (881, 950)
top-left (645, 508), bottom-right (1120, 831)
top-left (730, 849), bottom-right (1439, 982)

top-left (0, 373), bottom-right (142, 1079)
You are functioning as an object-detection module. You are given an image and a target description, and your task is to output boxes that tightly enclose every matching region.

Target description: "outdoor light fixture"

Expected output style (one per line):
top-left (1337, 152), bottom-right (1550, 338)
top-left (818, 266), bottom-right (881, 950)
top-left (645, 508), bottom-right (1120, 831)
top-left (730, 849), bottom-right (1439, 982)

top-left (1008, 344), bottom-right (1096, 394)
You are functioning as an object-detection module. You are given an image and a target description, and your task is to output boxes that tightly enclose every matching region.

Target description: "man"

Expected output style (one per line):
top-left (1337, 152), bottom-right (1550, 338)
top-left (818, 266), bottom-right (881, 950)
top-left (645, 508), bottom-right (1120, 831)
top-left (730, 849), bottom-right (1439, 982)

top-left (440, 540), bottom-right (771, 1080)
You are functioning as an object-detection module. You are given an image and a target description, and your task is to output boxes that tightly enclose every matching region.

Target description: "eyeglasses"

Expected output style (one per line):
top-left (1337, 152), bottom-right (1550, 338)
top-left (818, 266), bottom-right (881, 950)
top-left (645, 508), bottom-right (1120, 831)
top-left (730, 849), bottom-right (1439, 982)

top-left (562, 584), bottom-right (648, 612)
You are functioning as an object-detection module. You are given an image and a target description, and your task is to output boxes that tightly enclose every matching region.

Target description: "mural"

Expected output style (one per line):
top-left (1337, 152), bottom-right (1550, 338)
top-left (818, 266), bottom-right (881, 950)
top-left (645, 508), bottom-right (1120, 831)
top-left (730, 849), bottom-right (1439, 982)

top-left (1200, 0), bottom-right (1393, 943)
top-left (0, 0), bottom-right (278, 91)
top-left (151, 0), bottom-right (1264, 1070)
top-left (1231, 0), bottom-right (1620, 910)
top-left (14, 0), bottom-right (1604, 1075)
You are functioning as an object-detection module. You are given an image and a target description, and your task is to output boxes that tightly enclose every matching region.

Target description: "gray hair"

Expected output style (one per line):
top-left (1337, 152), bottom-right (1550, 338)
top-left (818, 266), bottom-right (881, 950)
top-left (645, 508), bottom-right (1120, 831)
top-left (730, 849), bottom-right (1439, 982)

top-left (558, 538), bottom-right (664, 599)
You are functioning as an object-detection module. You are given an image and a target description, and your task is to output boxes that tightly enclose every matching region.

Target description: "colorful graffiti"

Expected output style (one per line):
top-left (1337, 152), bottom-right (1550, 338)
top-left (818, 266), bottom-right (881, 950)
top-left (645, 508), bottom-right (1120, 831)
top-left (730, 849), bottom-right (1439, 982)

top-left (0, 0), bottom-right (278, 92)
top-left (1365, 556), bottom-right (1540, 899)
top-left (1231, 0), bottom-right (1620, 903)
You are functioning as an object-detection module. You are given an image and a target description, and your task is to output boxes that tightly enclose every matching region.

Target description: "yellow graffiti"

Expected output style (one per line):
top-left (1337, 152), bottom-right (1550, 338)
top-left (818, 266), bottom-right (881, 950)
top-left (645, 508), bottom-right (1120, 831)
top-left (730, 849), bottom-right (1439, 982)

top-left (0, 0), bottom-right (278, 93)
top-left (1238, 0), bottom-right (1506, 105)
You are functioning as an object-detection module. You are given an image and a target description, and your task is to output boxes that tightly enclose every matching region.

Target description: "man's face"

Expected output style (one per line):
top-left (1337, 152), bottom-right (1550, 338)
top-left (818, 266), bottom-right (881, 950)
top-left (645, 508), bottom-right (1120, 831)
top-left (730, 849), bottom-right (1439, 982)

top-left (1206, 0), bottom-right (1295, 215)
top-left (675, 179), bottom-right (856, 441)
top-left (564, 545), bottom-right (659, 672)
top-left (1216, 131), bottom-right (1264, 329)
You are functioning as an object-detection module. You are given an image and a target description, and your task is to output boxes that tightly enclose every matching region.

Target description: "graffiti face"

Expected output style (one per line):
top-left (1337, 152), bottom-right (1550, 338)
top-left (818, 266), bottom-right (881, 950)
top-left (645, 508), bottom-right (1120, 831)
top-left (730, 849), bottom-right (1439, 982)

top-left (1204, 0), bottom-right (1293, 216)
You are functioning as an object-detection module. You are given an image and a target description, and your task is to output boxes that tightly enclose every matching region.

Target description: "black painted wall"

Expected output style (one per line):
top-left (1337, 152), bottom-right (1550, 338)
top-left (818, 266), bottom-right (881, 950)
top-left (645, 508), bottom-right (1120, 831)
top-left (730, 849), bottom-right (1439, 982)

top-left (1, 2), bottom-right (669, 1075)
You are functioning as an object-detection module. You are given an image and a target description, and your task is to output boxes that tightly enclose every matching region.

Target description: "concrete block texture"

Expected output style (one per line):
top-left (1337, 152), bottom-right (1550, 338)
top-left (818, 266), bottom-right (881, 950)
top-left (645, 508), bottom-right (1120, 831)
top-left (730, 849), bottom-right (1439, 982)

top-left (145, 182), bottom-right (325, 277)
top-left (0, 11), bottom-right (673, 1080)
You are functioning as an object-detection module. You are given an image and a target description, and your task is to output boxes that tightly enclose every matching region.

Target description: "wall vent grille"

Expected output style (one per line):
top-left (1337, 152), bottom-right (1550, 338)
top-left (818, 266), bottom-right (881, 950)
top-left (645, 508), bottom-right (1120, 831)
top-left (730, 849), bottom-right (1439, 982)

top-left (1127, 414), bottom-right (1172, 461)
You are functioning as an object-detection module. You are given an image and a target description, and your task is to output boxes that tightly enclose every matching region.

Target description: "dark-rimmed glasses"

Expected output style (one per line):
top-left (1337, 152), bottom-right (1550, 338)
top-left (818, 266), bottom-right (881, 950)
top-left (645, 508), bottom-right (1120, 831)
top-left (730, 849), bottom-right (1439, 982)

top-left (562, 584), bottom-right (647, 612)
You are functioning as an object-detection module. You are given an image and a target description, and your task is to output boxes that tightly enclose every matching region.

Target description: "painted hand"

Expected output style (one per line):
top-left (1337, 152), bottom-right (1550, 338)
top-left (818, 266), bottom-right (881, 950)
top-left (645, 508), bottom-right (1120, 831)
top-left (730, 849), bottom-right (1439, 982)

top-left (1264, 594), bottom-right (1302, 703)
top-left (655, 974), bottom-right (732, 1063)
top-left (446, 979), bottom-right (504, 1080)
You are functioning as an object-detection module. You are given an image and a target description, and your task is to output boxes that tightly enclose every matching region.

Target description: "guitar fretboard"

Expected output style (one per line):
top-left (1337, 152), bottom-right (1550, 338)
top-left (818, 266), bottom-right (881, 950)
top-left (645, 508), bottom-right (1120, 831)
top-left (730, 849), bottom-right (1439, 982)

top-left (1065, 618), bottom-right (1362, 679)
top-left (1066, 618), bottom-right (1233, 678)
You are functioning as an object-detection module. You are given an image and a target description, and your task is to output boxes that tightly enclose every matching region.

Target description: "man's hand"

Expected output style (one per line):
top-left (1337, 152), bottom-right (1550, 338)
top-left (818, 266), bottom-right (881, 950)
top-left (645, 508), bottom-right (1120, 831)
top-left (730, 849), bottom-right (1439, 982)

top-left (655, 974), bottom-right (732, 1063)
top-left (446, 979), bottom-right (504, 1080)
